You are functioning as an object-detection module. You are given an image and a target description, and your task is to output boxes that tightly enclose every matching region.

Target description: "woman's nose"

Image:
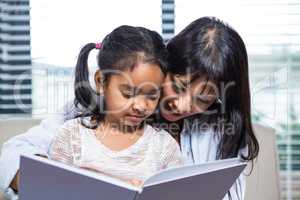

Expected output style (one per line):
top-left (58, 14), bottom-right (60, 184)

top-left (167, 100), bottom-right (177, 111)
top-left (173, 95), bottom-right (192, 114)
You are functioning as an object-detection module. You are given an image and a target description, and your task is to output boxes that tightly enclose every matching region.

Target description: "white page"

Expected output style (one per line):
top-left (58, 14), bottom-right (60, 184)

top-left (144, 158), bottom-right (246, 186)
top-left (139, 163), bottom-right (246, 200)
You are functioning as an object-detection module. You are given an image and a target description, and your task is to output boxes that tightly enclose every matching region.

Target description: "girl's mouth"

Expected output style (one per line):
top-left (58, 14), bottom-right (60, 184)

top-left (124, 114), bottom-right (146, 124)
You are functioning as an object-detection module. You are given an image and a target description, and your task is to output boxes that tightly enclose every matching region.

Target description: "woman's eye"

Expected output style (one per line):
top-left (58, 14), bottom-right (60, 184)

top-left (172, 82), bottom-right (186, 94)
top-left (195, 95), bottom-right (213, 104)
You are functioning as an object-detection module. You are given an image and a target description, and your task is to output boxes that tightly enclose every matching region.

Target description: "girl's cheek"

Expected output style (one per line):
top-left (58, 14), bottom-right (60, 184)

top-left (105, 95), bottom-right (130, 113)
top-left (115, 99), bottom-right (133, 112)
top-left (148, 100), bottom-right (160, 114)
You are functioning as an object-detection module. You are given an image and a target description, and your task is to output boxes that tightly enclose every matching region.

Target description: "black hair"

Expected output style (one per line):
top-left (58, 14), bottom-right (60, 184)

top-left (167, 17), bottom-right (259, 160)
top-left (166, 16), bottom-right (259, 200)
top-left (74, 25), bottom-right (168, 127)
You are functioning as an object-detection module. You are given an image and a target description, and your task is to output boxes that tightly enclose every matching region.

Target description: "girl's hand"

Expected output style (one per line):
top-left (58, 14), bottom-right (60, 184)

top-left (127, 179), bottom-right (143, 187)
top-left (10, 154), bottom-right (48, 192)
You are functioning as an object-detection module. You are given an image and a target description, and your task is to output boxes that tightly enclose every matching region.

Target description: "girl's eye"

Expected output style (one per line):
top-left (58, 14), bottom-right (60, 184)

top-left (146, 94), bottom-right (160, 101)
top-left (122, 91), bottom-right (135, 99)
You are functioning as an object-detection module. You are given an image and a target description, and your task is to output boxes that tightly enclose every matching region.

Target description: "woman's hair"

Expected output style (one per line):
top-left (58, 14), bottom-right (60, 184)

top-left (167, 17), bottom-right (259, 162)
top-left (74, 25), bottom-right (168, 126)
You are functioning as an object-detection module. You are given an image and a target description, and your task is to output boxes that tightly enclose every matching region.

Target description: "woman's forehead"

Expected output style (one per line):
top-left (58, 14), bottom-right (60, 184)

top-left (166, 72), bottom-right (217, 94)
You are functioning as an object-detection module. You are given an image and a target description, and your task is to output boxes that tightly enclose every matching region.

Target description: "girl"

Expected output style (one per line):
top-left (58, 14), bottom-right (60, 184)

top-left (49, 25), bottom-right (183, 186)
top-left (156, 17), bottom-right (259, 200)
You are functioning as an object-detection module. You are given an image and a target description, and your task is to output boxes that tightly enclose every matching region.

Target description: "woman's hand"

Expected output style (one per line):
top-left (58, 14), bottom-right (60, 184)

top-left (127, 179), bottom-right (143, 187)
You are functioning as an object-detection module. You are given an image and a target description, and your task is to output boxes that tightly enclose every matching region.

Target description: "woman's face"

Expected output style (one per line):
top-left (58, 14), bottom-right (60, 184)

top-left (160, 72), bottom-right (218, 122)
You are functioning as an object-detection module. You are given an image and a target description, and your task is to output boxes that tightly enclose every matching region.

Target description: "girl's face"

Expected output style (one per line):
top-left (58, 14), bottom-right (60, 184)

top-left (161, 72), bottom-right (218, 122)
top-left (97, 62), bottom-right (164, 127)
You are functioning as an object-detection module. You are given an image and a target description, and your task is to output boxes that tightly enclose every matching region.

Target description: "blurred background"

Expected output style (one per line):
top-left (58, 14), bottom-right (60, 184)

top-left (0, 0), bottom-right (299, 199)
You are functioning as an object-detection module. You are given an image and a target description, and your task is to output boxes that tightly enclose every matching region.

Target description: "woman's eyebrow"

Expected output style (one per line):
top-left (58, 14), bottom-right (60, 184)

top-left (179, 73), bottom-right (199, 86)
top-left (199, 77), bottom-right (210, 95)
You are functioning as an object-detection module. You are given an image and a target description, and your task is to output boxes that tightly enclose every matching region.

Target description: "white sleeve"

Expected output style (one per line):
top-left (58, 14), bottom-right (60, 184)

top-left (0, 114), bottom-right (64, 195)
top-left (161, 135), bottom-right (184, 169)
top-left (49, 119), bottom-right (79, 165)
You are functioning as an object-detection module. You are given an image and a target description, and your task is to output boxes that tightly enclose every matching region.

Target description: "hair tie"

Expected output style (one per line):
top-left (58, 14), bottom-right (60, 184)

top-left (95, 43), bottom-right (102, 49)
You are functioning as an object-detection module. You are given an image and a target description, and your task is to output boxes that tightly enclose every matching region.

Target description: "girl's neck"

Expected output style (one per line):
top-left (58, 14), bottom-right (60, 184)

top-left (94, 119), bottom-right (146, 153)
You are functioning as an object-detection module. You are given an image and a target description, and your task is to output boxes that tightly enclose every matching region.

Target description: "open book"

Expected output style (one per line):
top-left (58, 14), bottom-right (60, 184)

top-left (19, 154), bottom-right (247, 200)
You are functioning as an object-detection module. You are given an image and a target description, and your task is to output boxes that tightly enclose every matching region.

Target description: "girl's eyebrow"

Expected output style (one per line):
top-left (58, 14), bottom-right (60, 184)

top-left (137, 86), bottom-right (162, 95)
top-left (120, 84), bottom-right (161, 94)
top-left (150, 87), bottom-right (162, 93)
top-left (119, 84), bottom-right (134, 90)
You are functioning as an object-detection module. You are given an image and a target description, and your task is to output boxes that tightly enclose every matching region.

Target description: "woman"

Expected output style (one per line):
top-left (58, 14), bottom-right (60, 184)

top-left (156, 16), bottom-right (259, 199)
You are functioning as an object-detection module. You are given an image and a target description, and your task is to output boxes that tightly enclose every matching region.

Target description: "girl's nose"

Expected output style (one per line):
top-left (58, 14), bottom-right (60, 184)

top-left (132, 97), bottom-right (148, 114)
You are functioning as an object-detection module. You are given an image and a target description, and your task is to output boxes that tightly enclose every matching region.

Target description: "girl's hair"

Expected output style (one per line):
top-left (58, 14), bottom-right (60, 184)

top-left (74, 25), bottom-right (168, 126)
top-left (167, 17), bottom-right (259, 162)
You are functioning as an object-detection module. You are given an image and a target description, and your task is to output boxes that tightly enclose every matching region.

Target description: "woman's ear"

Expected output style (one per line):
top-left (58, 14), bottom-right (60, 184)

top-left (94, 69), bottom-right (104, 94)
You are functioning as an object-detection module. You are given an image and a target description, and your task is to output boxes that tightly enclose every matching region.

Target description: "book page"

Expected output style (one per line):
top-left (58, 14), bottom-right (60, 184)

top-left (144, 158), bottom-right (246, 186)
top-left (139, 164), bottom-right (246, 200)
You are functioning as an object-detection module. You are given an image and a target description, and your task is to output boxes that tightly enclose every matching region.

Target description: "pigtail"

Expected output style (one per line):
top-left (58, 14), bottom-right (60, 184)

top-left (74, 43), bottom-right (104, 123)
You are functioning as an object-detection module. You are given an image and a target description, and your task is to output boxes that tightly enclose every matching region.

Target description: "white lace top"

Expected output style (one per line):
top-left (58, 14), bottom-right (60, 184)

top-left (49, 118), bottom-right (183, 182)
top-left (180, 120), bottom-right (247, 200)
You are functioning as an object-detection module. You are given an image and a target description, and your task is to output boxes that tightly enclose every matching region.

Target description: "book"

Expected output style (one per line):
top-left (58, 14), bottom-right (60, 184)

top-left (19, 154), bottom-right (247, 200)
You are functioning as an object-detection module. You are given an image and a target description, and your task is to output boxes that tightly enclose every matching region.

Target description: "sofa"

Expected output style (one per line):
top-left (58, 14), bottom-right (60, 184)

top-left (0, 119), bottom-right (280, 200)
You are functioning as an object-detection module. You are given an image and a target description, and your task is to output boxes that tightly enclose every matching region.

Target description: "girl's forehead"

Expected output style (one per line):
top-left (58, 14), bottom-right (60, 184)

top-left (111, 62), bottom-right (164, 87)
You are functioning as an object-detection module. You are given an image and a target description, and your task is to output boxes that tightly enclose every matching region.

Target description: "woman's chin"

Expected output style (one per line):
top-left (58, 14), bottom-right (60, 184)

top-left (161, 113), bottom-right (181, 122)
top-left (162, 112), bottom-right (197, 122)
